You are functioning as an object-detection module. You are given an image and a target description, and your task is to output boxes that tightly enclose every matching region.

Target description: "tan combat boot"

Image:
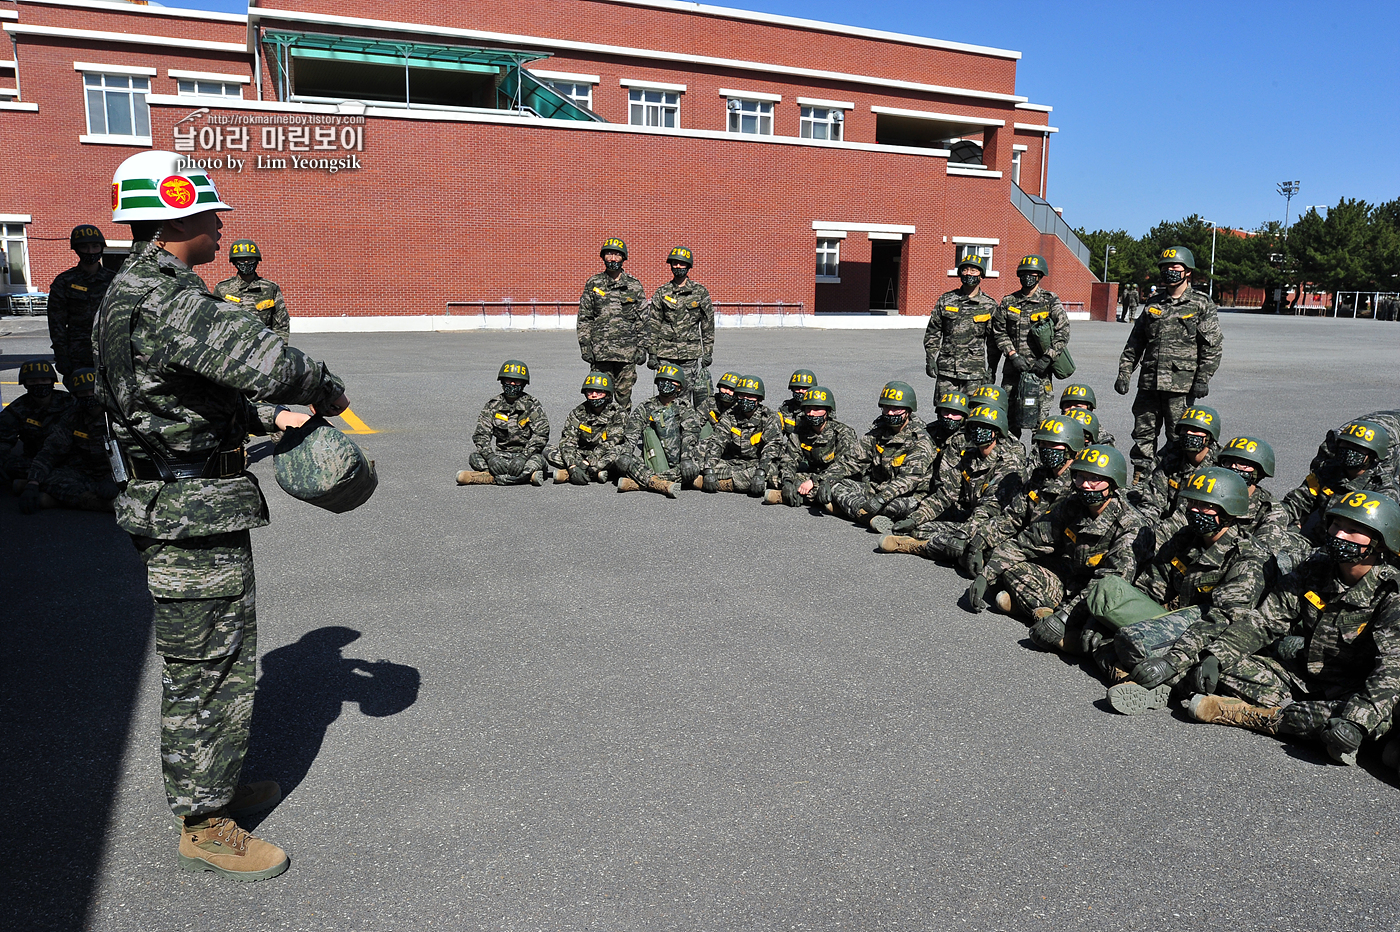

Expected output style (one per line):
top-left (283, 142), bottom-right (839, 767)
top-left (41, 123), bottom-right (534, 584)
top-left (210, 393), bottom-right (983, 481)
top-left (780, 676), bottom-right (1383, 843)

top-left (617, 477), bottom-right (642, 493)
top-left (763, 489), bottom-right (783, 505)
top-left (646, 476), bottom-right (679, 498)
top-left (1188, 694), bottom-right (1283, 734)
top-left (691, 476), bottom-right (704, 490)
top-left (455, 470), bottom-right (495, 485)
top-left (553, 468), bottom-right (570, 484)
top-left (995, 591), bottom-right (1014, 613)
top-left (879, 535), bottom-right (926, 554)
top-left (179, 816), bottom-right (289, 882)
top-left (711, 478), bottom-right (735, 493)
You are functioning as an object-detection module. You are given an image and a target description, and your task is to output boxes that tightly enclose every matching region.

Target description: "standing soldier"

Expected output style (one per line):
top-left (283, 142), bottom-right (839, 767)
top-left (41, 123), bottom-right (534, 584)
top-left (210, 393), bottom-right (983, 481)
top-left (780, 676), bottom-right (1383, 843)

top-left (924, 253), bottom-right (1000, 397)
top-left (47, 224), bottom-right (115, 388)
top-left (96, 151), bottom-right (350, 881)
top-left (996, 254), bottom-right (1071, 437)
top-left (1115, 246), bottom-right (1224, 482)
top-left (1120, 283), bottom-right (1141, 323)
top-left (644, 246), bottom-right (714, 407)
top-left (213, 239), bottom-right (291, 343)
top-left (578, 237), bottom-right (647, 408)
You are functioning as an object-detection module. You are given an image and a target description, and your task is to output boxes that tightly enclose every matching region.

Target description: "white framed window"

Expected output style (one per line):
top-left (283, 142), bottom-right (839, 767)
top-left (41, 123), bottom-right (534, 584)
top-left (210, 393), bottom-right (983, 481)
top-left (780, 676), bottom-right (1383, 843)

top-left (1012, 146), bottom-right (1028, 186)
top-left (546, 81), bottom-right (593, 110)
top-left (629, 88), bottom-right (679, 128)
top-left (2, 221), bottom-right (31, 290)
top-left (82, 72), bottom-right (151, 141)
top-left (176, 78), bottom-right (243, 99)
top-left (727, 98), bottom-right (773, 136)
top-left (955, 244), bottom-right (994, 276)
top-left (800, 106), bottom-right (843, 141)
top-left (816, 238), bottom-right (841, 282)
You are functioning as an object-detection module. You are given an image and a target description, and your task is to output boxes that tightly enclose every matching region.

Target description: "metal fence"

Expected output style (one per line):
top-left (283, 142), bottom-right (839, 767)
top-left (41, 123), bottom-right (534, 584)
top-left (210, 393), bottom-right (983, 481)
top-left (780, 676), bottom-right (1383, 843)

top-left (1009, 183), bottom-right (1094, 273)
top-left (1, 293), bottom-right (48, 316)
top-left (444, 300), bottom-right (808, 326)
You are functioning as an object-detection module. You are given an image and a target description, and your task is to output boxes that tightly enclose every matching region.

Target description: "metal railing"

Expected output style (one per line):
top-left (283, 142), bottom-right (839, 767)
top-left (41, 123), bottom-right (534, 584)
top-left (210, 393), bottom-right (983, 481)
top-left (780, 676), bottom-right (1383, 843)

top-left (1010, 183), bottom-right (1094, 273)
top-left (444, 300), bottom-right (808, 324)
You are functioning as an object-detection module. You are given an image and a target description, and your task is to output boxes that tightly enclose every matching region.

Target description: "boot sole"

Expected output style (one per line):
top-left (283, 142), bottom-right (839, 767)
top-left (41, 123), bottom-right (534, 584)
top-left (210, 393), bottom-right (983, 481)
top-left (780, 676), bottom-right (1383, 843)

top-left (179, 852), bottom-right (290, 882)
top-left (1107, 682), bottom-right (1171, 716)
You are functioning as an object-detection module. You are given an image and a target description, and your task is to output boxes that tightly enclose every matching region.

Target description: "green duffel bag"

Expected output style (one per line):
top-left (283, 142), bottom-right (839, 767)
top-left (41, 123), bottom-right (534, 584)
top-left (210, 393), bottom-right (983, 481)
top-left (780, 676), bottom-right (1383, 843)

top-left (1029, 316), bottom-right (1076, 379)
top-left (642, 426), bottom-right (670, 475)
top-left (1114, 606), bottom-right (1202, 667)
top-left (1085, 575), bottom-right (1166, 630)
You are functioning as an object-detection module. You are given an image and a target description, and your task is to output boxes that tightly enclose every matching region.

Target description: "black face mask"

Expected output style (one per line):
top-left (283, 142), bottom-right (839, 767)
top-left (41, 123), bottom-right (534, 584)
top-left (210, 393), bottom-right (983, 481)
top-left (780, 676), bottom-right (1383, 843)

top-left (1161, 267), bottom-right (1186, 286)
top-left (1188, 508), bottom-right (1224, 539)
top-left (1180, 432), bottom-right (1207, 453)
top-left (960, 274), bottom-right (982, 290)
top-left (1222, 460), bottom-right (1258, 487)
top-left (1327, 534), bottom-right (1371, 565)
top-left (233, 260), bottom-right (259, 277)
top-left (603, 260), bottom-right (623, 274)
top-left (877, 411), bottom-right (907, 432)
top-left (1077, 486), bottom-right (1110, 508)
top-left (715, 392), bottom-right (735, 411)
top-left (1340, 446), bottom-right (1371, 470)
top-left (970, 425), bottom-right (997, 447)
top-left (75, 395), bottom-right (99, 409)
top-left (501, 382), bottom-right (524, 400)
top-left (734, 396), bottom-right (758, 416)
top-left (657, 380), bottom-right (681, 399)
top-left (1039, 446), bottom-right (1071, 471)
top-left (937, 415), bottom-right (963, 436)
top-left (1018, 272), bottom-right (1040, 290)
top-left (585, 396), bottom-right (609, 412)
top-left (670, 266), bottom-right (689, 280)
top-left (800, 412), bottom-right (827, 434)
top-left (27, 384), bottom-right (54, 400)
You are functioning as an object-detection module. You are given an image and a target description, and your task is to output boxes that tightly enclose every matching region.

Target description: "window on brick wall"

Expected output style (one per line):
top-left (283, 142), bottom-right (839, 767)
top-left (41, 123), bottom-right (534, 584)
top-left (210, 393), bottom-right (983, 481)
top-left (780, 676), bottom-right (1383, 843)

top-left (83, 73), bottom-right (151, 140)
top-left (800, 106), bottom-right (843, 141)
top-left (2, 223), bottom-right (31, 290)
top-left (0, 61), bottom-right (16, 99)
top-left (727, 98), bottom-right (772, 135)
top-left (176, 78), bottom-right (244, 99)
top-left (1011, 149), bottom-right (1023, 186)
top-left (956, 244), bottom-right (993, 275)
top-left (629, 88), bottom-right (679, 128)
top-left (816, 239), bottom-right (840, 281)
top-left (546, 81), bottom-right (593, 110)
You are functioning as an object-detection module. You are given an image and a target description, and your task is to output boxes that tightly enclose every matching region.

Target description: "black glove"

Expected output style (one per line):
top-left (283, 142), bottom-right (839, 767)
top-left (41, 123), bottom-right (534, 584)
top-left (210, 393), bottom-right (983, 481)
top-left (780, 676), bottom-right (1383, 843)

top-left (702, 472), bottom-right (719, 493)
top-left (701, 353), bottom-right (712, 367)
top-left (1185, 656), bottom-right (1220, 695)
top-left (963, 539), bottom-right (986, 578)
top-left (1191, 379), bottom-right (1210, 399)
top-left (581, 351), bottom-right (595, 365)
top-left (507, 455), bottom-right (527, 476)
top-left (1114, 374), bottom-right (1131, 395)
top-left (746, 478), bottom-right (766, 498)
top-left (680, 460), bottom-right (701, 485)
top-left (1007, 353), bottom-right (1029, 374)
top-left (646, 353), bottom-right (659, 370)
top-left (568, 466), bottom-right (589, 485)
top-left (866, 493), bottom-right (890, 516)
top-left (1032, 356), bottom-right (1052, 376)
top-left (19, 484), bottom-right (43, 515)
top-left (1322, 718), bottom-right (1364, 762)
top-left (926, 360), bottom-right (938, 379)
top-left (1275, 635), bottom-right (1306, 661)
top-left (966, 575), bottom-right (989, 614)
top-left (1030, 609), bottom-right (1068, 650)
top-left (1131, 657), bottom-right (1176, 690)
top-left (486, 453), bottom-right (507, 475)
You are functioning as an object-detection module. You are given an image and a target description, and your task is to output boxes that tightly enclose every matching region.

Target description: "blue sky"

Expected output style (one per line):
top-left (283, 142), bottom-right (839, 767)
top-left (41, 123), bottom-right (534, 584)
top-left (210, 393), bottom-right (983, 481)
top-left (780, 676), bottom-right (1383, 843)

top-left (177, 0), bottom-right (1399, 236)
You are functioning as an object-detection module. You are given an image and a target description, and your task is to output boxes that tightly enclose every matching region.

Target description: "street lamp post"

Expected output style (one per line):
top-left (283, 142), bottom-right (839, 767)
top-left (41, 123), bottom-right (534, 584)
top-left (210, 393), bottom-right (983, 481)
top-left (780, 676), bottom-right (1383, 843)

top-left (1204, 220), bottom-right (1218, 300)
top-left (1102, 243), bottom-right (1116, 282)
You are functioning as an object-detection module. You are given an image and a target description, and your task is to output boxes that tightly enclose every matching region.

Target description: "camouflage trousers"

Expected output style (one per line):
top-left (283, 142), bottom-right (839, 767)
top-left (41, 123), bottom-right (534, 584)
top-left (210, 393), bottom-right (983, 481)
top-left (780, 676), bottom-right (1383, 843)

top-left (1130, 389), bottom-right (1192, 478)
top-left (468, 450), bottom-right (547, 485)
top-left (913, 519), bottom-right (974, 561)
top-left (1217, 655), bottom-right (1395, 740)
top-left (134, 530), bottom-right (257, 819)
top-left (703, 460), bottom-right (770, 494)
top-left (1, 448), bottom-right (32, 484)
top-left (544, 444), bottom-right (621, 472)
top-left (997, 560), bottom-right (1100, 651)
top-left (934, 376), bottom-right (985, 400)
top-left (828, 478), bottom-right (921, 522)
top-left (592, 361), bottom-right (638, 409)
top-left (42, 465), bottom-right (119, 510)
top-left (656, 357), bottom-right (712, 408)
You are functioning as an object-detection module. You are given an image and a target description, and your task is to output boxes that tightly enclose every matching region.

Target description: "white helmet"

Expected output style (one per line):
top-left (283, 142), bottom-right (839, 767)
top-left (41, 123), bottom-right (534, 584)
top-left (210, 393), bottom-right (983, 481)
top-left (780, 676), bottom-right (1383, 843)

top-left (111, 150), bottom-right (232, 223)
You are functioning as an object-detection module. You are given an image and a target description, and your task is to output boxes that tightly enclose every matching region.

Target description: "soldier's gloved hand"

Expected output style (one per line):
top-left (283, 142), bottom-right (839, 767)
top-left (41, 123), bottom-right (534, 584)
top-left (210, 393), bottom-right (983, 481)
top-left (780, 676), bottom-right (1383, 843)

top-left (1131, 657), bottom-right (1176, 690)
top-left (568, 466), bottom-right (589, 485)
top-left (1007, 353), bottom-right (1029, 374)
top-left (925, 360), bottom-right (937, 379)
top-left (507, 455), bottom-right (527, 476)
top-left (866, 493), bottom-right (890, 516)
top-left (486, 454), bottom-right (507, 475)
top-left (581, 351), bottom-right (595, 364)
top-left (1276, 635), bottom-right (1306, 661)
top-left (1185, 655), bottom-right (1220, 695)
top-left (1032, 356), bottom-right (1052, 376)
top-left (966, 574), bottom-right (989, 613)
top-left (1190, 379), bottom-right (1210, 399)
top-left (1322, 718), bottom-right (1364, 763)
top-left (701, 353), bottom-right (712, 367)
top-left (702, 472), bottom-right (719, 493)
top-left (964, 539), bottom-right (986, 577)
top-left (19, 483), bottom-right (43, 515)
top-left (680, 460), bottom-right (701, 486)
top-left (646, 353), bottom-right (659, 370)
top-left (1030, 608), bottom-right (1068, 650)
top-left (1114, 374), bottom-right (1131, 395)
top-left (746, 477), bottom-right (766, 498)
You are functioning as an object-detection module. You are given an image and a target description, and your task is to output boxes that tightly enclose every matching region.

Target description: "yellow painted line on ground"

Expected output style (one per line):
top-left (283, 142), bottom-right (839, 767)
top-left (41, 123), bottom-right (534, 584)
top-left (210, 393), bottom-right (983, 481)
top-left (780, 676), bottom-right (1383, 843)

top-left (1, 380), bottom-right (17, 384)
top-left (337, 407), bottom-right (378, 434)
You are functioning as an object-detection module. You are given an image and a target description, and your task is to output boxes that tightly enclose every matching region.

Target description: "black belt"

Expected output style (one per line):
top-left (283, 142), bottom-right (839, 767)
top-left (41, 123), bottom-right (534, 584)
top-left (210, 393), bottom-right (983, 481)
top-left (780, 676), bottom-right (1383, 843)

top-left (128, 447), bottom-right (247, 481)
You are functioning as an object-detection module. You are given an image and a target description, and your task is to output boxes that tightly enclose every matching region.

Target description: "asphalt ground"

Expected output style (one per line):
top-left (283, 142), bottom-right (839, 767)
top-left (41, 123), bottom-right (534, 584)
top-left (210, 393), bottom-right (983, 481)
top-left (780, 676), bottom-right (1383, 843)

top-left (3, 312), bottom-right (1400, 932)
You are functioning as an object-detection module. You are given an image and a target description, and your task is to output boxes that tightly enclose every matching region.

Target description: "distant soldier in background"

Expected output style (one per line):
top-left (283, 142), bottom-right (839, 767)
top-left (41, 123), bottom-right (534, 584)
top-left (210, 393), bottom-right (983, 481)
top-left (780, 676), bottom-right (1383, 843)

top-left (579, 237), bottom-right (647, 408)
top-left (644, 246), bottom-right (714, 407)
top-left (213, 239), bottom-right (291, 343)
top-left (47, 224), bottom-right (115, 388)
top-left (1119, 283), bottom-right (1140, 323)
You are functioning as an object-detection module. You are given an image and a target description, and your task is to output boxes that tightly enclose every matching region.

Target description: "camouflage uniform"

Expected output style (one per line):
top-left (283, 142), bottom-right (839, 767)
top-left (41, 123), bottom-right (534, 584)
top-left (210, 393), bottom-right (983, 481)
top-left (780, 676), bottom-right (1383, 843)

top-left (1117, 289), bottom-right (1224, 476)
top-left (698, 403), bottom-right (784, 494)
top-left (829, 416), bottom-right (936, 521)
top-left (1239, 486), bottom-right (1295, 555)
top-left (469, 392), bottom-right (551, 484)
top-left (0, 390), bottom-right (75, 481)
top-left (94, 239), bottom-right (346, 819)
top-left (776, 399), bottom-right (805, 439)
top-left (996, 289), bottom-right (1070, 432)
top-left (619, 395), bottom-right (705, 485)
top-left (1204, 554), bottom-right (1400, 743)
top-left (578, 271), bottom-right (647, 408)
top-left (1278, 461), bottom-right (1400, 551)
top-left (645, 278), bottom-right (714, 406)
top-left (906, 441), bottom-right (1026, 558)
top-left (1128, 439), bottom-right (1219, 523)
top-left (213, 273), bottom-right (291, 344)
top-left (772, 416), bottom-right (860, 507)
top-left (924, 288), bottom-right (1000, 397)
top-left (546, 400), bottom-right (629, 478)
top-left (24, 397), bottom-right (119, 508)
top-left (47, 262), bottom-right (115, 382)
top-left (976, 463), bottom-right (1076, 555)
top-left (694, 393), bottom-right (727, 437)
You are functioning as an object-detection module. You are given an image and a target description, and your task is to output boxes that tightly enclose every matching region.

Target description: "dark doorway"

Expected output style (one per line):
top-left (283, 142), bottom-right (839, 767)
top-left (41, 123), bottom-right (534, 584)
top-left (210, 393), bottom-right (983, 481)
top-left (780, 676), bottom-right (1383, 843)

top-left (869, 239), bottom-right (902, 311)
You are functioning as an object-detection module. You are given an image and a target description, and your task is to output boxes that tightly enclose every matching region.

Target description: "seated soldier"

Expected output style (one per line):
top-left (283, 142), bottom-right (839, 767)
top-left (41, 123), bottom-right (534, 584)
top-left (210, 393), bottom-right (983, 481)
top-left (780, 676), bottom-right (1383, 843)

top-left (17, 367), bottom-right (120, 513)
top-left (545, 370), bottom-right (628, 486)
top-left (827, 381), bottom-right (935, 528)
top-left (697, 374), bottom-right (782, 496)
top-left (765, 385), bottom-right (858, 508)
top-left (1128, 405), bottom-right (1220, 522)
top-left (967, 445), bottom-right (1154, 658)
top-left (695, 370), bottom-right (742, 435)
top-left (1099, 467), bottom-right (1271, 713)
top-left (1186, 493), bottom-right (1400, 767)
top-left (456, 359), bottom-right (550, 486)
top-left (616, 363), bottom-right (705, 497)
top-left (875, 401), bottom-right (1024, 557)
top-left (1216, 436), bottom-right (1293, 555)
top-left (1059, 383), bottom-right (1117, 447)
top-left (776, 369), bottom-right (818, 438)
top-left (1277, 419), bottom-right (1399, 564)
top-left (1062, 407), bottom-right (1107, 452)
top-left (1, 360), bottom-right (75, 492)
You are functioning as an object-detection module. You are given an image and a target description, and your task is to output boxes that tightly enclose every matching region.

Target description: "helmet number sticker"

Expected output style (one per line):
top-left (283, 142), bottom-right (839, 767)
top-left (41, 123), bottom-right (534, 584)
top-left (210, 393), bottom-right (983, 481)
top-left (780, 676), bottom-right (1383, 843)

top-left (1343, 423), bottom-right (1376, 443)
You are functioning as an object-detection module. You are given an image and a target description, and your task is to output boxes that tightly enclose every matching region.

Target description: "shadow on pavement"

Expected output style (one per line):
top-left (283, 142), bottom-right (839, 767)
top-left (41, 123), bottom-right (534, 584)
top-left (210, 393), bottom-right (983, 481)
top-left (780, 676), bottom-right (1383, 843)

top-left (0, 495), bottom-right (152, 932)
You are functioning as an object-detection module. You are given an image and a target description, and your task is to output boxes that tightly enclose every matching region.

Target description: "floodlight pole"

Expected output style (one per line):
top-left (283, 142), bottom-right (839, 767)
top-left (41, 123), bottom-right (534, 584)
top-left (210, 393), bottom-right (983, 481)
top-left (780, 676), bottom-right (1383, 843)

top-left (1204, 220), bottom-right (1217, 300)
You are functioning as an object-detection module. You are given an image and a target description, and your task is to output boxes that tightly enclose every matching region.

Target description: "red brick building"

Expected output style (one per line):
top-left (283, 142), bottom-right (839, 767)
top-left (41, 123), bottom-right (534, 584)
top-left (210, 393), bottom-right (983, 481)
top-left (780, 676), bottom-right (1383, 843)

top-left (0, 0), bottom-right (1098, 326)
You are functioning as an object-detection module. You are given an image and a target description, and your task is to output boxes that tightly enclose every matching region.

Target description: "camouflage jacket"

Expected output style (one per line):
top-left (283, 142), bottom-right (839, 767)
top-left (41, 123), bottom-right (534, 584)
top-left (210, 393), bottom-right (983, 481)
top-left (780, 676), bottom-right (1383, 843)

top-left (1278, 461), bottom-right (1400, 546)
top-left (48, 263), bottom-right (115, 376)
top-left (0, 391), bottom-right (76, 458)
top-left (775, 418), bottom-right (860, 485)
top-left (94, 240), bottom-right (346, 540)
top-left (26, 399), bottom-right (109, 485)
top-left (981, 463), bottom-right (1076, 552)
top-left (644, 278), bottom-right (713, 361)
top-left (557, 400), bottom-right (629, 466)
top-left (694, 394), bottom-right (728, 434)
top-left (625, 396), bottom-right (705, 467)
top-left (578, 271), bottom-right (647, 364)
top-left (1136, 523), bottom-right (1269, 620)
top-left (995, 288), bottom-right (1070, 365)
top-left (1122, 286), bottom-right (1140, 308)
top-left (924, 288), bottom-right (1000, 380)
top-left (472, 392), bottom-right (550, 457)
top-left (921, 438), bottom-right (1025, 524)
top-left (848, 415), bottom-right (937, 500)
top-left (1118, 287), bottom-right (1224, 393)
top-left (987, 494), bottom-right (1154, 615)
top-left (776, 398), bottom-right (804, 438)
top-left (1128, 440), bottom-right (1218, 521)
top-left (699, 404), bottom-right (784, 469)
top-left (1210, 555), bottom-right (1400, 735)
top-left (213, 273), bottom-right (291, 343)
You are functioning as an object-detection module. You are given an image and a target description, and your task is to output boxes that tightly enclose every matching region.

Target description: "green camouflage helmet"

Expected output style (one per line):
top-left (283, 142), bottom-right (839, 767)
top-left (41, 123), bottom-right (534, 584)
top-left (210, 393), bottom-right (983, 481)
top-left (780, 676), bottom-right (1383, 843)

top-left (667, 246), bottom-right (694, 267)
top-left (971, 383), bottom-right (1006, 408)
top-left (1158, 245), bottom-right (1196, 269)
top-left (1337, 419), bottom-right (1390, 459)
top-left (965, 403), bottom-right (1008, 437)
top-left (600, 237), bottom-right (628, 259)
top-left (736, 374), bottom-right (765, 399)
top-left (1219, 436), bottom-right (1276, 478)
top-left (274, 416), bottom-right (378, 515)
top-left (1059, 383), bottom-right (1097, 410)
top-left (1017, 254), bottom-right (1048, 276)
top-left (654, 362), bottom-right (686, 388)
top-left (1326, 491), bottom-right (1400, 554)
top-left (229, 239), bottom-right (261, 261)
top-left (70, 224), bottom-right (106, 248)
top-left (582, 370), bottom-right (613, 394)
top-left (69, 367), bottom-right (98, 393)
top-left (880, 380), bottom-right (916, 411)
top-left (935, 391), bottom-right (970, 417)
top-left (800, 385), bottom-right (835, 411)
top-left (788, 368), bottom-right (817, 391)
top-left (1064, 407), bottom-right (1101, 442)
top-left (1072, 444), bottom-right (1128, 490)
top-left (1033, 415), bottom-right (1086, 453)
top-left (957, 252), bottom-right (989, 275)
top-left (498, 359), bottom-right (530, 384)
top-left (717, 371), bottom-right (743, 392)
top-left (18, 360), bottom-right (57, 383)
top-left (1179, 466), bottom-right (1250, 518)
top-left (1177, 405), bottom-right (1221, 442)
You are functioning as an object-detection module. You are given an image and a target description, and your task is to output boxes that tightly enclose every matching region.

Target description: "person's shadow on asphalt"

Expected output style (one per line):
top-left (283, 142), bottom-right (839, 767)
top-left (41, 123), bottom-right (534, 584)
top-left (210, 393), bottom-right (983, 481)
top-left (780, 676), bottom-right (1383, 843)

top-left (244, 626), bottom-right (419, 810)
